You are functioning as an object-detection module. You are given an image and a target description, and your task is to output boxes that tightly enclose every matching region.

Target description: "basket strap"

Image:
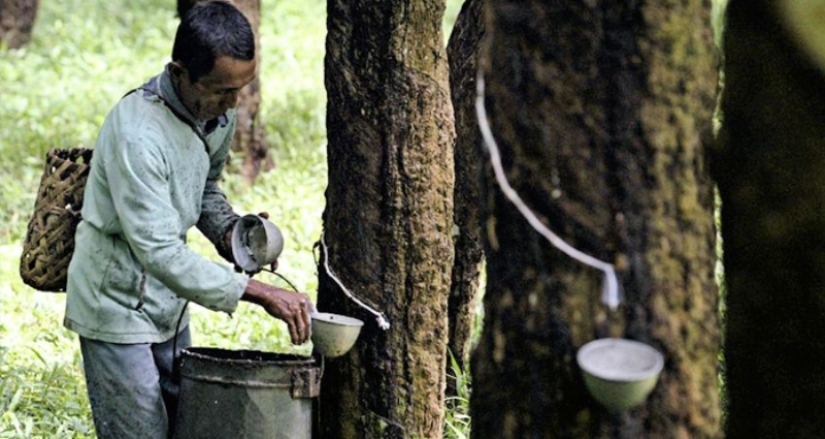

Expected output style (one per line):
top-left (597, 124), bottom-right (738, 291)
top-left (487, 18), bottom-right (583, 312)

top-left (134, 267), bottom-right (148, 311)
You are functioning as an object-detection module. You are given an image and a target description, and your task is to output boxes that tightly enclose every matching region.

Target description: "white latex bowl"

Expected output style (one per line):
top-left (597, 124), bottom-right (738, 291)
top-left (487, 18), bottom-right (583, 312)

top-left (231, 214), bottom-right (284, 272)
top-left (311, 313), bottom-right (364, 358)
top-left (576, 338), bottom-right (664, 411)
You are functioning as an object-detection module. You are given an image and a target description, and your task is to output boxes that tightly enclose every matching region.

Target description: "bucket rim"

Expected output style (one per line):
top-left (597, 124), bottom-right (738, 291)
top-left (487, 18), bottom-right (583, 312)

top-left (181, 347), bottom-right (316, 366)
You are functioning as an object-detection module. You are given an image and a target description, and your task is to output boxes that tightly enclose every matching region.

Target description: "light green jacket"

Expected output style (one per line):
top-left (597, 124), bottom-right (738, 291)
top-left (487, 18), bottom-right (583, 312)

top-left (64, 67), bottom-right (249, 344)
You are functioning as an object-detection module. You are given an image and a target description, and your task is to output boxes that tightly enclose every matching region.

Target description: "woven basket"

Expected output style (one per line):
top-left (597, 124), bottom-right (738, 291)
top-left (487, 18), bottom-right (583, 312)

top-left (20, 148), bottom-right (94, 292)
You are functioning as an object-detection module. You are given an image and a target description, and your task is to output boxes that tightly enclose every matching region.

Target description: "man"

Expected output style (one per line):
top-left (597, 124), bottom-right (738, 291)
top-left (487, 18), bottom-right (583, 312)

top-left (63, 2), bottom-right (312, 438)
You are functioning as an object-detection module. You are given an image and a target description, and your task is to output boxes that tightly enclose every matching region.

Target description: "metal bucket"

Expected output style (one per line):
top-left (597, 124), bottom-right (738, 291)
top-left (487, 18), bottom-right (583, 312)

top-left (173, 347), bottom-right (320, 439)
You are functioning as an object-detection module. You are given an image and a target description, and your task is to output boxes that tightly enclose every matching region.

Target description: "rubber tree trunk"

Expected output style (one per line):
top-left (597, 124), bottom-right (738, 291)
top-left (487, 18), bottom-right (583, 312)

top-left (471, 0), bottom-right (722, 438)
top-left (317, 0), bottom-right (455, 438)
top-left (715, 0), bottom-right (825, 437)
top-left (0, 0), bottom-right (38, 49)
top-left (445, 0), bottom-right (485, 387)
top-left (177, 0), bottom-right (272, 184)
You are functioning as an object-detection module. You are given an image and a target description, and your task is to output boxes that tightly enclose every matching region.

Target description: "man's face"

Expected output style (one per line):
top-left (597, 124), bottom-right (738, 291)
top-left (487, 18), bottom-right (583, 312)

top-left (172, 55), bottom-right (256, 121)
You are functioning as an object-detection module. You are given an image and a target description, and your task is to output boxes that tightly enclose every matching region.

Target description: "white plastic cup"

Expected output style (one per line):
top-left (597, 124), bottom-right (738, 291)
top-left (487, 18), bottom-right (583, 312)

top-left (576, 338), bottom-right (664, 411)
top-left (310, 312), bottom-right (364, 358)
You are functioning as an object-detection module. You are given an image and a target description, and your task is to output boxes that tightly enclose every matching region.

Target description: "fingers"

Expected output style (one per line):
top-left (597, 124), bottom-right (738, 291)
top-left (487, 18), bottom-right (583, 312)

top-left (287, 295), bottom-right (313, 345)
top-left (235, 264), bottom-right (262, 278)
top-left (298, 297), bottom-right (312, 337)
top-left (287, 316), bottom-right (300, 344)
top-left (254, 283), bottom-right (314, 345)
top-left (258, 211), bottom-right (270, 219)
top-left (305, 298), bottom-right (317, 314)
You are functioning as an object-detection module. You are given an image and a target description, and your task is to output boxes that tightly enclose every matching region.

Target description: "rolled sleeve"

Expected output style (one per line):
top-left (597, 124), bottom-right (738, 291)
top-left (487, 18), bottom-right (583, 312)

top-left (197, 121), bottom-right (240, 263)
top-left (197, 179), bottom-right (239, 264)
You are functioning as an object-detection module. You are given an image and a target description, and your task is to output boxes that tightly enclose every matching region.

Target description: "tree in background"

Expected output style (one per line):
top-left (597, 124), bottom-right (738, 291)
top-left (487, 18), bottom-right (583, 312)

top-left (178, 0), bottom-right (273, 184)
top-left (716, 0), bottom-right (825, 437)
top-left (471, 0), bottom-right (721, 437)
top-left (317, 0), bottom-right (456, 437)
top-left (445, 0), bottom-right (484, 390)
top-left (0, 0), bottom-right (38, 49)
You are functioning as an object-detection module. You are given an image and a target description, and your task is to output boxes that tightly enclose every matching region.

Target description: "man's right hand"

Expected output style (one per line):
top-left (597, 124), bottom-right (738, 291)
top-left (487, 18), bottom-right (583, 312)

top-left (241, 279), bottom-right (314, 345)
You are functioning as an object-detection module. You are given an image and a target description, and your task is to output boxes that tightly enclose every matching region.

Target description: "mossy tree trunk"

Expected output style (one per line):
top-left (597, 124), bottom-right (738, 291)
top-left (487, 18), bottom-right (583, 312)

top-left (177, 0), bottom-right (272, 184)
top-left (317, 0), bottom-right (455, 438)
top-left (715, 0), bottom-right (825, 437)
top-left (0, 0), bottom-right (38, 49)
top-left (229, 0), bottom-right (273, 184)
top-left (445, 0), bottom-right (484, 387)
top-left (471, 0), bottom-right (721, 437)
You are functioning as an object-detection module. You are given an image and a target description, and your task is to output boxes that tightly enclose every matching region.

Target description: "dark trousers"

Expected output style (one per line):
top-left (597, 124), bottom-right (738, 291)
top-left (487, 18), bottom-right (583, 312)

top-left (79, 328), bottom-right (191, 439)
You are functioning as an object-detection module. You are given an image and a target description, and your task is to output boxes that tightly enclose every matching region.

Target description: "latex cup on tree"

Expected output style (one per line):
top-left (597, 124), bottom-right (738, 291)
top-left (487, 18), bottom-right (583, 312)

top-left (310, 312), bottom-right (364, 358)
top-left (576, 338), bottom-right (664, 411)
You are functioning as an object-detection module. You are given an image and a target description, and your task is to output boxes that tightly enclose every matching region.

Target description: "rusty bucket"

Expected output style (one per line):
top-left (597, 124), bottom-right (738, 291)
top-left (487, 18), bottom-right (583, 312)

top-left (173, 347), bottom-right (320, 439)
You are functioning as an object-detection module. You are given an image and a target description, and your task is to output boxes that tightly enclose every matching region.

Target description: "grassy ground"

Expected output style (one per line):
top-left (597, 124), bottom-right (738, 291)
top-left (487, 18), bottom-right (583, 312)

top-left (0, 0), bottom-right (328, 435)
top-left (0, 0), bottom-right (731, 437)
top-left (1, 0), bottom-right (468, 437)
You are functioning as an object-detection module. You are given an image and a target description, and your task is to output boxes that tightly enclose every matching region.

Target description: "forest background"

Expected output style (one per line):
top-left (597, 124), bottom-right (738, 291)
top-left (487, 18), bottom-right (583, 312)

top-left (0, 0), bottom-right (464, 436)
top-left (0, 0), bottom-right (729, 437)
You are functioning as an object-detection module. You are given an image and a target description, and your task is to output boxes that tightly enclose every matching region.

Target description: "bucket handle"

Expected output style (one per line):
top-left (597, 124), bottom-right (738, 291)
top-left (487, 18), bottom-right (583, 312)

top-left (171, 272), bottom-right (324, 400)
top-left (291, 363), bottom-right (322, 399)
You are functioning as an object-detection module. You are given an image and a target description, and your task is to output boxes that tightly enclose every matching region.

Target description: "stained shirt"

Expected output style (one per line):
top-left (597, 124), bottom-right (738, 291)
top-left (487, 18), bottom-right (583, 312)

top-left (64, 66), bottom-right (249, 344)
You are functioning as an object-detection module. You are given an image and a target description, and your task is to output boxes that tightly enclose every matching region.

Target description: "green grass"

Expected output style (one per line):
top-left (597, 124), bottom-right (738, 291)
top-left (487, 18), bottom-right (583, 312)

top-left (0, 0), bottom-right (327, 436)
top-left (0, 0), bottom-right (468, 437)
top-left (444, 352), bottom-right (472, 439)
top-left (0, 0), bottom-right (731, 436)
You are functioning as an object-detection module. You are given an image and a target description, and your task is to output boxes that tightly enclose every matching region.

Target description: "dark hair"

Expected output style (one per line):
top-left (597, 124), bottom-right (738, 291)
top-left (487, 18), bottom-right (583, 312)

top-left (171, 0), bottom-right (255, 83)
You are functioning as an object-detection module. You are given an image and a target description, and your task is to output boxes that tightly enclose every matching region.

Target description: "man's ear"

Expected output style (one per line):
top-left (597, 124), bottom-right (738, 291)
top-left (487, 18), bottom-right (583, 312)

top-left (169, 61), bottom-right (187, 81)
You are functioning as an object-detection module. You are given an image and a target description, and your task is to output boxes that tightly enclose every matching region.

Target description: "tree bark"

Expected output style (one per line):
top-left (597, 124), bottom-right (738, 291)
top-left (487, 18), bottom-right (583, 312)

top-left (317, 0), bottom-right (455, 438)
top-left (715, 0), bottom-right (825, 437)
top-left (472, 0), bottom-right (721, 438)
top-left (0, 0), bottom-right (38, 49)
top-left (177, 0), bottom-right (272, 184)
top-left (230, 0), bottom-right (273, 184)
top-left (445, 0), bottom-right (484, 387)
